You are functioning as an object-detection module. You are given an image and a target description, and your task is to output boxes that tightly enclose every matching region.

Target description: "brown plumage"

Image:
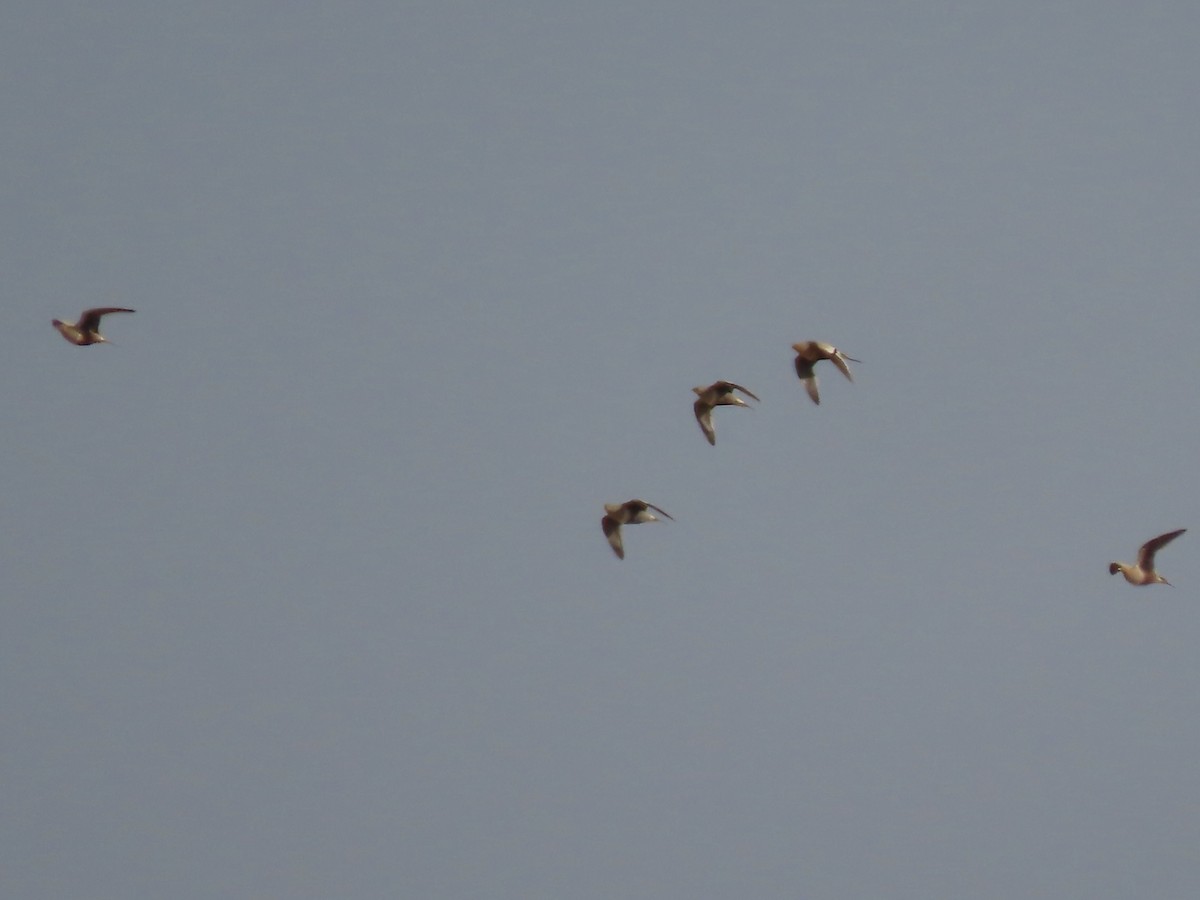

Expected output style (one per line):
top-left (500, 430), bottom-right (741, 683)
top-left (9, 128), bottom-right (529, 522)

top-left (791, 341), bottom-right (859, 405)
top-left (692, 380), bottom-right (760, 445)
top-left (601, 499), bottom-right (673, 560)
top-left (52, 308), bottom-right (136, 345)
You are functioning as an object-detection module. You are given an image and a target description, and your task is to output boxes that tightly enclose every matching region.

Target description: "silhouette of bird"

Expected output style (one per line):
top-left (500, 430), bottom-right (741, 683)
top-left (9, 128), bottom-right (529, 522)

top-left (1109, 529), bottom-right (1186, 586)
top-left (791, 341), bottom-right (859, 405)
top-left (52, 308), bottom-right (135, 345)
top-left (692, 380), bottom-right (759, 445)
top-left (601, 499), bottom-right (673, 560)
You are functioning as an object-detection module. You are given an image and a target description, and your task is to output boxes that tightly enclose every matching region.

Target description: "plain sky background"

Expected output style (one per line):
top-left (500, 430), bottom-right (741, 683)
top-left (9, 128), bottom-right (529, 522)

top-left (4, 2), bottom-right (1200, 897)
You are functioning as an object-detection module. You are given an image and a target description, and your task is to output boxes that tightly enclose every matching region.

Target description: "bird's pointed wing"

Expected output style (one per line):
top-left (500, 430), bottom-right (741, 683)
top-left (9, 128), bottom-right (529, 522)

top-left (830, 352), bottom-right (855, 382)
top-left (602, 516), bottom-right (624, 559)
top-left (78, 307), bottom-right (136, 331)
top-left (1139, 529), bottom-right (1186, 567)
top-left (643, 502), bottom-right (674, 521)
top-left (803, 374), bottom-right (820, 405)
top-left (726, 382), bottom-right (760, 402)
top-left (694, 399), bottom-right (716, 445)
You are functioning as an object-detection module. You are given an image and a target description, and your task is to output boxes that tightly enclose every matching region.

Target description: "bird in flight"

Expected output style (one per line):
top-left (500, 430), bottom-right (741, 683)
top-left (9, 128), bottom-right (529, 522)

top-left (601, 499), bottom-right (673, 560)
top-left (1109, 529), bottom-right (1186, 586)
top-left (692, 380), bottom-right (760, 445)
top-left (52, 307), bottom-right (136, 345)
top-left (791, 341), bottom-right (859, 405)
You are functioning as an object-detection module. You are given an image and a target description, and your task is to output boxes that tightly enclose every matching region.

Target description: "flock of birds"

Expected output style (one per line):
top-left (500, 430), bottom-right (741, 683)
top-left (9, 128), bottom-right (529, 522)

top-left (52, 307), bottom-right (1186, 584)
top-left (600, 340), bottom-right (861, 560)
top-left (597, 332), bottom-right (1187, 584)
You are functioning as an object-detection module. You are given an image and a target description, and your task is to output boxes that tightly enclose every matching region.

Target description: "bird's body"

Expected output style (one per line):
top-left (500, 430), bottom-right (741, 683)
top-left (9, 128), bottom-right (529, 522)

top-left (52, 307), bottom-right (135, 345)
top-left (791, 341), bottom-right (859, 405)
top-left (601, 499), bottom-right (673, 559)
top-left (1109, 529), bottom-right (1186, 586)
top-left (692, 380), bottom-right (759, 445)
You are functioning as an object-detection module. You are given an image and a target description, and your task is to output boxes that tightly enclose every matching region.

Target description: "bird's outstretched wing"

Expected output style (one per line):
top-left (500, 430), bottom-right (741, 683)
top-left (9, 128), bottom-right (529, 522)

top-left (1139, 528), bottom-right (1186, 568)
top-left (794, 357), bottom-right (820, 404)
top-left (642, 502), bottom-right (674, 521)
top-left (829, 351), bottom-right (856, 382)
top-left (77, 307), bottom-right (135, 331)
top-left (602, 516), bottom-right (624, 559)
top-left (723, 381), bottom-right (760, 402)
top-left (693, 399), bottom-right (716, 445)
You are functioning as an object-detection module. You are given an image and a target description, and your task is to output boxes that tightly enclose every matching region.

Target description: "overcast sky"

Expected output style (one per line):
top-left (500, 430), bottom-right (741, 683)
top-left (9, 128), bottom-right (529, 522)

top-left (4, 2), bottom-right (1200, 898)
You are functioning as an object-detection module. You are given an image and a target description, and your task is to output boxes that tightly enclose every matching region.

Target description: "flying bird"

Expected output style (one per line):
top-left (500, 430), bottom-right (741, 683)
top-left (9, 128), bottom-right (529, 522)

top-left (1108, 529), bottom-right (1186, 586)
top-left (601, 499), bottom-right (673, 560)
top-left (791, 341), bottom-right (859, 405)
top-left (52, 307), bottom-right (136, 345)
top-left (692, 380), bottom-right (760, 445)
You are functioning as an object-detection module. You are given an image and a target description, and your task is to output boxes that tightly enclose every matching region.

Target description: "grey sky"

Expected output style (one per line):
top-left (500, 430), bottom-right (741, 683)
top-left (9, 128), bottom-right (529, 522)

top-left (4, 2), bottom-right (1200, 897)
